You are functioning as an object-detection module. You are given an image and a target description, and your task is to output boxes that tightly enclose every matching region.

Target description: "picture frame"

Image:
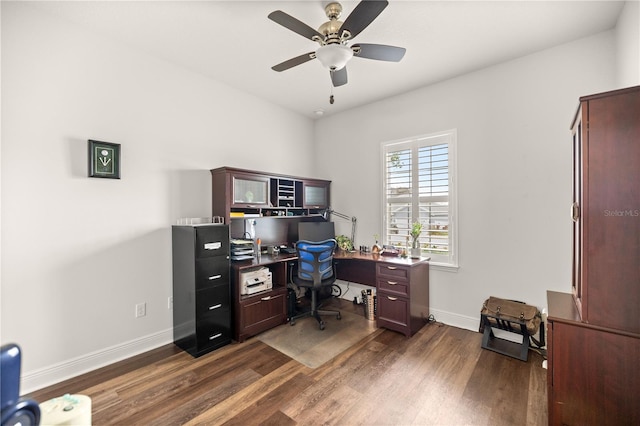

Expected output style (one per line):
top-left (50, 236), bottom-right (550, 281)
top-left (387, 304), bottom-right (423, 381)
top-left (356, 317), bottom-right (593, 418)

top-left (88, 140), bottom-right (121, 179)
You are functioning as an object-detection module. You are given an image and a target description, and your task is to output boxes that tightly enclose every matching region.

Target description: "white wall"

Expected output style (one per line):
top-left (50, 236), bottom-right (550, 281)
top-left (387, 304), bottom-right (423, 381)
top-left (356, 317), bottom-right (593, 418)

top-left (616, 0), bottom-right (640, 87)
top-left (315, 31), bottom-right (617, 330)
top-left (1, 3), bottom-right (314, 393)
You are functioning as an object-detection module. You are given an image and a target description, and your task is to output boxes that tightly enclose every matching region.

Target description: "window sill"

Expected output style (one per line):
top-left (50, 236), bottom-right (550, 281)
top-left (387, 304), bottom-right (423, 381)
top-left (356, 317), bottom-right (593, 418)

top-left (427, 262), bottom-right (459, 272)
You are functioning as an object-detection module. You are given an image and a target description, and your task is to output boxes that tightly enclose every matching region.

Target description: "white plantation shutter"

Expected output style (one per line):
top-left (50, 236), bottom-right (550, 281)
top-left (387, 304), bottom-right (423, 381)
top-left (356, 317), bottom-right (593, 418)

top-left (382, 130), bottom-right (458, 267)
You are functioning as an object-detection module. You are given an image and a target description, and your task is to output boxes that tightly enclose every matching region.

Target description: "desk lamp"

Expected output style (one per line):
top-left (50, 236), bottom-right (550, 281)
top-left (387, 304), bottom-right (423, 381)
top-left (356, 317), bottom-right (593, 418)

top-left (322, 208), bottom-right (357, 248)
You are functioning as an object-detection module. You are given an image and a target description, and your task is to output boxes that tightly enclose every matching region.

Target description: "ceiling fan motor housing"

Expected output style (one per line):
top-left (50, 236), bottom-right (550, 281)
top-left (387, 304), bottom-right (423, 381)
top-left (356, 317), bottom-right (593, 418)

top-left (319, 2), bottom-right (347, 44)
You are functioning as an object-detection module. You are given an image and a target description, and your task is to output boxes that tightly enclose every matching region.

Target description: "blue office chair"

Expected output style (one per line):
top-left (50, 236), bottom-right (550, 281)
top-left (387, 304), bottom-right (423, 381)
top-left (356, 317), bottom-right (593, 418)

top-left (290, 239), bottom-right (341, 330)
top-left (1, 344), bottom-right (40, 426)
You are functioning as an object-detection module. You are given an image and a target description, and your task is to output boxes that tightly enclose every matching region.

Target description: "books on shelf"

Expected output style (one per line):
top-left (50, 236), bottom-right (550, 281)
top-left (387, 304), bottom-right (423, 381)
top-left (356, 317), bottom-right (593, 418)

top-left (230, 212), bottom-right (261, 218)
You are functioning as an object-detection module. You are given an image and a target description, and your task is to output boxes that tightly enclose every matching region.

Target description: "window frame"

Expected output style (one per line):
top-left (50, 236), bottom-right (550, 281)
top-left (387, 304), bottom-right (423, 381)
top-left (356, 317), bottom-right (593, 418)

top-left (381, 129), bottom-right (459, 271)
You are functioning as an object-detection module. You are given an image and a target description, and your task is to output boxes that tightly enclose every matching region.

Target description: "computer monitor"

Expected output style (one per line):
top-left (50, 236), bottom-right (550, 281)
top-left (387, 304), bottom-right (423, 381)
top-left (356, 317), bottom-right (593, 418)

top-left (298, 221), bottom-right (335, 242)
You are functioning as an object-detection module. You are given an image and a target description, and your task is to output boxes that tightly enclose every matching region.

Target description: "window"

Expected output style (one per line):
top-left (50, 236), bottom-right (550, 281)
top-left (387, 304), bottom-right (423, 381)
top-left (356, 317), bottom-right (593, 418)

top-left (382, 130), bottom-right (458, 268)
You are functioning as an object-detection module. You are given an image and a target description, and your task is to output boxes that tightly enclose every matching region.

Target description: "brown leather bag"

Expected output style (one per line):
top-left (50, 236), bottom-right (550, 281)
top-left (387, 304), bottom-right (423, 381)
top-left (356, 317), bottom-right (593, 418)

top-left (481, 296), bottom-right (541, 335)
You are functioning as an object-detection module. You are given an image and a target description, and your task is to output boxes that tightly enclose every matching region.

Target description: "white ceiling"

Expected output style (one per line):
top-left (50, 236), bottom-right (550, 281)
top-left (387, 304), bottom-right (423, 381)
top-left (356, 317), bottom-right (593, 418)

top-left (22, 1), bottom-right (625, 119)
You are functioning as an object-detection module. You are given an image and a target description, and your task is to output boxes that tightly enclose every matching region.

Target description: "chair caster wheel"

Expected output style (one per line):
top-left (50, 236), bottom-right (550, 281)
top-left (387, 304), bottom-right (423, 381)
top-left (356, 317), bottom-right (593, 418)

top-left (290, 319), bottom-right (295, 326)
top-left (319, 321), bottom-right (326, 330)
top-left (337, 313), bottom-right (342, 320)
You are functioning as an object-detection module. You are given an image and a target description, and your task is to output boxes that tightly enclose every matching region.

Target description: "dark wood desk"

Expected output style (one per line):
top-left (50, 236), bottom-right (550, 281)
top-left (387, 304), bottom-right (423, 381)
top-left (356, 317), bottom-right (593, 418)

top-left (231, 251), bottom-right (429, 342)
top-left (334, 251), bottom-right (430, 337)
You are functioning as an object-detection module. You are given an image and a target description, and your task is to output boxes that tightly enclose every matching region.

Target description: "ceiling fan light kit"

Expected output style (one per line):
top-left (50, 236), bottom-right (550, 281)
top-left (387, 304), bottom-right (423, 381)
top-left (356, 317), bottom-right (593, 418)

top-left (316, 44), bottom-right (353, 70)
top-left (268, 0), bottom-right (405, 93)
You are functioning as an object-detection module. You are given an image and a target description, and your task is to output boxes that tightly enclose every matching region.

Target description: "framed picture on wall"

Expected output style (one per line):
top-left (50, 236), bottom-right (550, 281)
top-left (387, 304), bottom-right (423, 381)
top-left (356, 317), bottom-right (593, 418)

top-left (88, 139), bottom-right (121, 179)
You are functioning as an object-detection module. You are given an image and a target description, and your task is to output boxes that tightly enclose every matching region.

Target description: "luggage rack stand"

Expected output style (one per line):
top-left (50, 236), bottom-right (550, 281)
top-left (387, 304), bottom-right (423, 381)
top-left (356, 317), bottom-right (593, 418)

top-left (480, 312), bottom-right (545, 361)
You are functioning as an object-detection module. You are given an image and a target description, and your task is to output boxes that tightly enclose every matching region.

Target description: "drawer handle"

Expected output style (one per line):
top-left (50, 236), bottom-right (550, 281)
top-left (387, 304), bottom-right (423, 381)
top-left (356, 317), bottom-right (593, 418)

top-left (209, 333), bottom-right (222, 341)
top-left (209, 304), bottom-right (222, 310)
top-left (387, 296), bottom-right (398, 301)
top-left (261, 296), bottom-right (272, 301)
top-left (208, 275), bottom-right (222, 280)
top-left (204, 242), bottom-right (222, 250)
top-left (387, 281), bottom-right (398, 285)
top-left (386, 266), bottom-right (397, 270)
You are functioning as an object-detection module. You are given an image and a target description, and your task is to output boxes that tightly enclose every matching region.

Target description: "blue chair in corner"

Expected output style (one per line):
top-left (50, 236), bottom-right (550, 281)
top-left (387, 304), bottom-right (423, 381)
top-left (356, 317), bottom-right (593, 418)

top-left (290, 239), bottom-right (341, 330)
top-left (1, 344), bottom-right (40, 426)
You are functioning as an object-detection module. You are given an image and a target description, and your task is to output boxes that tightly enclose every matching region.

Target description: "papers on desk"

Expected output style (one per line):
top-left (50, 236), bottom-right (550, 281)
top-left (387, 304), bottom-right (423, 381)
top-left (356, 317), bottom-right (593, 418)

top-left (231, 254), bottom-right (254, 261)
top-left (231, 239), bottom-right (255, 261)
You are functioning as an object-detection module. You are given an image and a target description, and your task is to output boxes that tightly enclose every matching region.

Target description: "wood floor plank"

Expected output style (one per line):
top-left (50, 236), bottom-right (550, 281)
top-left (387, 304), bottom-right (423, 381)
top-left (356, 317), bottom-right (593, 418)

top-left (184, 360), bottom-right (309, 425)
top-left (526, 352), bottom-right (548, 425)
top-left (220, 372), bottom-right (314, 426)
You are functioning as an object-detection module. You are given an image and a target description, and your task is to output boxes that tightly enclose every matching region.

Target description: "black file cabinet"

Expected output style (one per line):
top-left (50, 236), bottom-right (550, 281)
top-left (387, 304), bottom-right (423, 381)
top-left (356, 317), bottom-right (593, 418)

top-left (172, 224), bottom-right (231, 357)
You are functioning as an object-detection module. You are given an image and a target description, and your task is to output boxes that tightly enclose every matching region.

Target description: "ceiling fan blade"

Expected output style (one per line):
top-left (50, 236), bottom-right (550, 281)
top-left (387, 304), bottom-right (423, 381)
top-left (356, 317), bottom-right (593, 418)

top-left (268, 10), bottom-right (324, 41)
top-left (340, 0), bottom-right (389, 40)
top-left (272, 52), bottom-right (316, 72)
top-left (352, 43), bottom-right (406, 62)
top-left (331, 67), bottom-right (348, 87)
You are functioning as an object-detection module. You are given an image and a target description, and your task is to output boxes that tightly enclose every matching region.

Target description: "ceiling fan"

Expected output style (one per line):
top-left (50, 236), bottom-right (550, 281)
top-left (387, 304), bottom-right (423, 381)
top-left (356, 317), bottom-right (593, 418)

top-left (268, 0), bottom-right (406, 88)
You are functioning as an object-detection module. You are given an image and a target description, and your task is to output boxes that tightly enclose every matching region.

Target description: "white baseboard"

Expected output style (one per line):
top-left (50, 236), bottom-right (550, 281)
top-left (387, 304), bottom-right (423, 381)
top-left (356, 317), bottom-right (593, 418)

top-left (428, 308), bottom-right (481, 332)
top-left (22, 328), bottom-right (173, 395)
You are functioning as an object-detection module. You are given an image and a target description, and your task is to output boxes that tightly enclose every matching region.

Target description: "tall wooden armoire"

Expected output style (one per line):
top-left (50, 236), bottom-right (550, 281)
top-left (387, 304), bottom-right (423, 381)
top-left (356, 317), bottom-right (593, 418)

top-left (547, 86), bottom-right (640, 425)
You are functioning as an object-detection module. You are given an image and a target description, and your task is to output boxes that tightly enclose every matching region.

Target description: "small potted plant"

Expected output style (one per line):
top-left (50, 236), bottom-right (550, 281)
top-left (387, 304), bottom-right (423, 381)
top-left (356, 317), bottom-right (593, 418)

top-left (410, 221), bottom-right (423, 258)
top-left (372, 233), bottom-right (383, 254)
top-left (335, 235), bottom-right (353, 252)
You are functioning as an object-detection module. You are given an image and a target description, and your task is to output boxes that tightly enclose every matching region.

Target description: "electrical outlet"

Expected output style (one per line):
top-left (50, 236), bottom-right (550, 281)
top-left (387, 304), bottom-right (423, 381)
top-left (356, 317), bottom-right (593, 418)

top-left (135, 302), bottom-right (146, 318)
top-left (168, 296), bottom-right (173, 310)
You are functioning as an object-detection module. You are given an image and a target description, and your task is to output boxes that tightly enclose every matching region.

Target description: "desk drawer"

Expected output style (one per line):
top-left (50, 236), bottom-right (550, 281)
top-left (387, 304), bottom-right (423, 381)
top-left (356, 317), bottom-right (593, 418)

top-left (377, 278), bottom-right (409, 297)
top-left (376, 263), bottom-right (410, 281)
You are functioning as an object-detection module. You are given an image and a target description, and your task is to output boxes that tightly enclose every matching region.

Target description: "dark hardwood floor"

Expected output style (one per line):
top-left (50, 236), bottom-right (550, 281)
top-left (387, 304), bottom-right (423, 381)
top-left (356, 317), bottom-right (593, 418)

top-left (28, 299), bottom-right (547, 425)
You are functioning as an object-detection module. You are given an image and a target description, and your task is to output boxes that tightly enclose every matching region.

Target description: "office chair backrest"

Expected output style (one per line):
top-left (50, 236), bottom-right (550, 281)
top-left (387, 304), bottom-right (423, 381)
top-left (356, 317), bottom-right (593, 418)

top-left (1, 343), bottom-right (40, 426)
top-left (296, 239), bottom-right (336, 287)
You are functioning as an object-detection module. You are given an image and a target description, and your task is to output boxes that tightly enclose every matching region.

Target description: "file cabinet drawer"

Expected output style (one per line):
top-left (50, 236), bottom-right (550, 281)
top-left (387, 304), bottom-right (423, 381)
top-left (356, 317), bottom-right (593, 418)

top-left (196, 257), bottom-right (230, 290)
top-left (239, 290), bottom-right (286, 339)
top-left (195, 226), bottom-right (229, 258)
top-left (196, 308), bottom-right (232, 351)
top-left (377, 292), bottom-right (410, 336)
top-left (196, 286), bottom-right (230, 316)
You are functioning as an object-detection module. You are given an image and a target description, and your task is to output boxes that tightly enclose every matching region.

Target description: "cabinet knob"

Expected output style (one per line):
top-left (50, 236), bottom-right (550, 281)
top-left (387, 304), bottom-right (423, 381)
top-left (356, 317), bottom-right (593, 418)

top-left (208, 275), bottom-right (222, 280)
top-left (261, 296), bottom-right (272, 301)
top-left (387, 296), bottom-right (398, 301)
top-left (209, 304), bottom-right (222, 310)
top-left (387, 281), bottom-right (398, 285)
top-left (386, 266), bottom-right (397, 270)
